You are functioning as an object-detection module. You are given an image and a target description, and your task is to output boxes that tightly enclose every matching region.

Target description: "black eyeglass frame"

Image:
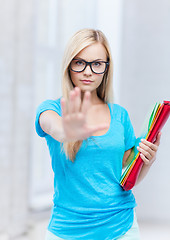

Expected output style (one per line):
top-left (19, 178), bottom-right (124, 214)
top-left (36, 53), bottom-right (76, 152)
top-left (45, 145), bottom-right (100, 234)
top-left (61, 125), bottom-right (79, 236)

top-left (69, 59), bottom-right (109, 74)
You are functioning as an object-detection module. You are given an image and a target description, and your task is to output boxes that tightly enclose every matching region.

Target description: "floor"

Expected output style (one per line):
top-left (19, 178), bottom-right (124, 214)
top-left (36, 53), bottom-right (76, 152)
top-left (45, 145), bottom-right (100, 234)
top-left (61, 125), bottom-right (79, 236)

top-left (1, 218), bottom-right (170, 240)
top-left (139, 221), bottom-right (170, 240)
top-left (26, 219), bottom-right (170, 240)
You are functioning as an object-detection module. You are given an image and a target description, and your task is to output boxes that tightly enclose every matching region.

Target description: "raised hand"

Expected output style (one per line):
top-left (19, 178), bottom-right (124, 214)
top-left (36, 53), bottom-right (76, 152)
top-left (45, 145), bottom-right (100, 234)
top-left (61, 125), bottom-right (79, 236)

top-left (61, 87), bottom-right (108, 142)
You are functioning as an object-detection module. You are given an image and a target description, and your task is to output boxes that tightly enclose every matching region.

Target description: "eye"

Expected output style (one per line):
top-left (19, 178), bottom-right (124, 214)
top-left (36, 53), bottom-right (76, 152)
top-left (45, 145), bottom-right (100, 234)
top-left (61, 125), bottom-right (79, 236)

top-left (75, 60), bottom-right (84, 66)
top-left (93, 61), bottom-right (102, 67)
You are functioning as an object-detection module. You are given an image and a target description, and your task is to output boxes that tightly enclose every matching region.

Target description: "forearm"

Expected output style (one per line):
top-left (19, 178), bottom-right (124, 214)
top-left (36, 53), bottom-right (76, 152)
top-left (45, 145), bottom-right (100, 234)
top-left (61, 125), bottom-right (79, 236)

top-left (39, 110), bottom-right (65, 142)
top-left (135, 163), bottom-right (152, 185)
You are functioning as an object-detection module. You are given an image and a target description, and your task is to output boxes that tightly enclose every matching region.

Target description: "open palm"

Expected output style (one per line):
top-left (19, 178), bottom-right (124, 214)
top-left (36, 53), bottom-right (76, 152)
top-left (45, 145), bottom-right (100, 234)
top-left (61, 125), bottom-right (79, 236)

top-left (61, 87), bottom-right (108, 141)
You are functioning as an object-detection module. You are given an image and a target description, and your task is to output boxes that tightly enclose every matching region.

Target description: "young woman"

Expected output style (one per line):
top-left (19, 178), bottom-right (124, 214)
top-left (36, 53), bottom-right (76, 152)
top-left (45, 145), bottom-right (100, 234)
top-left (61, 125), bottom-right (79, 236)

top-left (35, 29), bottom-right (161, 240)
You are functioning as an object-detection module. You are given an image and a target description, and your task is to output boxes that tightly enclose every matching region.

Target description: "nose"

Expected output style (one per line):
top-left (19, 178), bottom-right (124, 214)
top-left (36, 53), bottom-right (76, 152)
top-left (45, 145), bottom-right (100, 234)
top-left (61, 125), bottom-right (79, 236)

top-left (83, 65), bottom-right (92, 75)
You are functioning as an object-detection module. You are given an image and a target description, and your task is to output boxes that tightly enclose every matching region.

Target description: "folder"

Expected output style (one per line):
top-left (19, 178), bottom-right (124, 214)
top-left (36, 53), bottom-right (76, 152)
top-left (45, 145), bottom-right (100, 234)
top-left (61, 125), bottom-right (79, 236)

top-left (120, 101), bottom-right (170, 191)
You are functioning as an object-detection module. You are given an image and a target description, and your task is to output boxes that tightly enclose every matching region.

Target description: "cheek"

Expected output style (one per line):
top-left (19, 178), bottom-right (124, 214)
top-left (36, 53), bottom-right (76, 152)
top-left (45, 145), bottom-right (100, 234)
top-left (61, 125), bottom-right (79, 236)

top-left (70, 71), bottom-right (79, 85)
top-left (96, 75), bottom-right (104, 87)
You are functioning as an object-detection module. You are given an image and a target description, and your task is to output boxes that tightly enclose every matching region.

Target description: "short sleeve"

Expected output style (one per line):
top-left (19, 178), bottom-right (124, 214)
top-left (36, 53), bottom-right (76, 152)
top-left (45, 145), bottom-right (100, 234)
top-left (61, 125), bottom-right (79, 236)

top-left (123, 110), bottom-right (136, 151)
top-left (35, 98), bottom-right (61, 137)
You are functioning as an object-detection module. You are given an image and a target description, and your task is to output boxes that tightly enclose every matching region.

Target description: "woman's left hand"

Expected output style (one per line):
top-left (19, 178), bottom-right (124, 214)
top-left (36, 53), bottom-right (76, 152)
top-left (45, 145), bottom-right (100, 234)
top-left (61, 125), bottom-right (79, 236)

top-left (137, 132), bottom-right (161, 166)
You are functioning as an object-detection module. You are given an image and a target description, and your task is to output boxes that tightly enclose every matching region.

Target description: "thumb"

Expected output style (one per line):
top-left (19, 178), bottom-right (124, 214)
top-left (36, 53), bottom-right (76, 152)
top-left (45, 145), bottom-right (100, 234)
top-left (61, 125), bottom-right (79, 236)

top-left (154, 132), bottom-right (161, 146)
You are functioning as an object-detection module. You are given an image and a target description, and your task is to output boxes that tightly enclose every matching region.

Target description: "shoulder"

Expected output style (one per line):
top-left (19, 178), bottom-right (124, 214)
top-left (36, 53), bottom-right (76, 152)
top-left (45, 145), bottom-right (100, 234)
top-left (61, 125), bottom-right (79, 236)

top-left (108, 103), bottom-right (130, 122)
top-left (38, 97), bottom-right (61, 108)
top-left (112, 103), bottom-right (127, 113)
top-left (35, 97), bottom-right (62, 137)
top-left (36, 97), bottom-right (62, 116)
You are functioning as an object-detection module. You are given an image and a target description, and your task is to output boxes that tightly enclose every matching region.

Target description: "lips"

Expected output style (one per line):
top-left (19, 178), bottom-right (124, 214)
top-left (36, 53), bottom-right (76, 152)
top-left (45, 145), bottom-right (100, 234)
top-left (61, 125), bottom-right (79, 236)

top-left (81, 80), bottom-right (93, 84)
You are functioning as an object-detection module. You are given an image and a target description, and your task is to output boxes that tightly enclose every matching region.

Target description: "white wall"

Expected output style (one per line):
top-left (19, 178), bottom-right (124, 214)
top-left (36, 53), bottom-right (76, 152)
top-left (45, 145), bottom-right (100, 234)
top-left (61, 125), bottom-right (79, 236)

top-left (119, 0), bottom-right (170, 221)
top-left (0, 0), bottom-right (35, 237)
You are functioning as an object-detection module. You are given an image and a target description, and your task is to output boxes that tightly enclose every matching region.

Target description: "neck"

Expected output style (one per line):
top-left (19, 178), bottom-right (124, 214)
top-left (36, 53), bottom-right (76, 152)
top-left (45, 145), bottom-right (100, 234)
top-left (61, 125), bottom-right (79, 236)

top-left (81, 90), bottom-right (104, 105)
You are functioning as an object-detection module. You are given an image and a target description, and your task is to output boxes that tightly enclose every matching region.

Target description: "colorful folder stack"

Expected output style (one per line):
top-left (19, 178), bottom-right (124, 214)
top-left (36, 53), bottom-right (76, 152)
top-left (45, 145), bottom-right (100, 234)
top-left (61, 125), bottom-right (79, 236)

top-left (120, 101), bottom-right (170, 191)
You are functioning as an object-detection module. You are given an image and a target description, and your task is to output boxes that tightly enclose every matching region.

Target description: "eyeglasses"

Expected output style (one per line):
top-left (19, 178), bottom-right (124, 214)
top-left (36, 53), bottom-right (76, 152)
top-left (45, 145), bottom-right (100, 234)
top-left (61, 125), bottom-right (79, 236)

top-left (69, 59), bottom-right (109, 74)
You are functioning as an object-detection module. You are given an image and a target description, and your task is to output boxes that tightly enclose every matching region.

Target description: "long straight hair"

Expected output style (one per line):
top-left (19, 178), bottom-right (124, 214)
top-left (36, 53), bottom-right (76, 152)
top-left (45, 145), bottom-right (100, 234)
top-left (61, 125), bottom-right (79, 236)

top-left (61, 29), bottom-right (114, 161)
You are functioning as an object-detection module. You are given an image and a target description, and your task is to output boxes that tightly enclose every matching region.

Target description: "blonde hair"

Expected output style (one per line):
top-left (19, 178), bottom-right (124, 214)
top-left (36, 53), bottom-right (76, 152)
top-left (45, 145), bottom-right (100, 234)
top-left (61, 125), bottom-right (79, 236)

top-left (61, 29), bottom-right (114, 161)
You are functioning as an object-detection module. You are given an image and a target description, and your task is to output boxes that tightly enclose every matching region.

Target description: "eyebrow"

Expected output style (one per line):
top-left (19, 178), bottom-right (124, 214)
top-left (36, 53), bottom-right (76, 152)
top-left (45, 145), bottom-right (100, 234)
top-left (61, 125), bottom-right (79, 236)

top-left (73, 57), bottom-right (105, 61)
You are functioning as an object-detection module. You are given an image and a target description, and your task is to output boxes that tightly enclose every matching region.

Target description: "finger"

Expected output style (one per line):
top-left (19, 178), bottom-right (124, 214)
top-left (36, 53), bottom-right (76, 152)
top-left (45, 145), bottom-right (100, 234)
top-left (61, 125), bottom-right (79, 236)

top-left (140, 153), bottom-right (150, 165)
top-left (81, 91), bottom-right (91, 114)
top-left (61, 98), bottom-right (67, 117)
top-left (74, 87), bottom-right (81, 113)
top-left (153, 132), bottom-right (161, 146)
top-left (141, 139), bottom-right (158, 152)
top-left (137, 145), bottom-right (153, 160)
top-left (68, 90), bottom-right (76, 114)
top-left (139, 141), bottom-right (156, 154)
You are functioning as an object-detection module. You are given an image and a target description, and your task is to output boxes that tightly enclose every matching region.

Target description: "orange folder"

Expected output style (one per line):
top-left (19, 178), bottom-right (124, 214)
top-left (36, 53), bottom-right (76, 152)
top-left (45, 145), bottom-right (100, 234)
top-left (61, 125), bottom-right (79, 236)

top-left (120, 101), bottom-right (170, 191)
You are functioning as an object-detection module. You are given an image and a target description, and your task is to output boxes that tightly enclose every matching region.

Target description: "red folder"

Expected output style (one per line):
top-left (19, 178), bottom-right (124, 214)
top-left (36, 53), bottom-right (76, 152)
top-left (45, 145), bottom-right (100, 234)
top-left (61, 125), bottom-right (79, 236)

top-left (120, 101), bottom-right (170, 191)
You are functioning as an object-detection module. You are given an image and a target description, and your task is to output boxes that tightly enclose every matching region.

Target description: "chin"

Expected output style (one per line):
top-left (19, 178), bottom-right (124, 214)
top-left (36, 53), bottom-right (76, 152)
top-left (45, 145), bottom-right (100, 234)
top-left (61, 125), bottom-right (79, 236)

top-left (78, 86), bottom-right (94, 92)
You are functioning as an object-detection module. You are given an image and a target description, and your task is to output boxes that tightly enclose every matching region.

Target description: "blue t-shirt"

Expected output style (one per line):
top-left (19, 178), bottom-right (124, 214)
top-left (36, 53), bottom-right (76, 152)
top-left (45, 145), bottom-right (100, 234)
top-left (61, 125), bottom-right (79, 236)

top-left (35, 98), bottom-right (137, 240)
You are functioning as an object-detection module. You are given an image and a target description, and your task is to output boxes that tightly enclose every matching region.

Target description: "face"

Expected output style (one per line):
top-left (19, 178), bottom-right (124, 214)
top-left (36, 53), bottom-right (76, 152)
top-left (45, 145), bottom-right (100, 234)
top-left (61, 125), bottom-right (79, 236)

top-left (69, 43), bottom-right (108, 95)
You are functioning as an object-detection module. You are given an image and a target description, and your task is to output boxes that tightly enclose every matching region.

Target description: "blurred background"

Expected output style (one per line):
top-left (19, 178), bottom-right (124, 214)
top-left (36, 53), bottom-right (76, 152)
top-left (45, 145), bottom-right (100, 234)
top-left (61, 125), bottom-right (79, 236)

top-left (0, 0), bottom-right (170, 239)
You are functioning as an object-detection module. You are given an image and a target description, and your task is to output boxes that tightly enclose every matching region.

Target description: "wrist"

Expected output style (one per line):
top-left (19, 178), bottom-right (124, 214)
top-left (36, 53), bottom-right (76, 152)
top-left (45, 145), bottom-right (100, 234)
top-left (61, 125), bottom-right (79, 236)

top-left (48, 124), bottom-right (66, 142)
